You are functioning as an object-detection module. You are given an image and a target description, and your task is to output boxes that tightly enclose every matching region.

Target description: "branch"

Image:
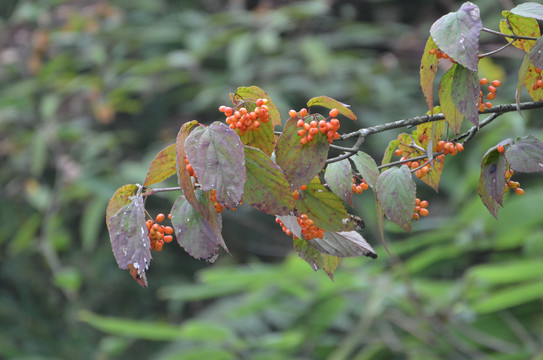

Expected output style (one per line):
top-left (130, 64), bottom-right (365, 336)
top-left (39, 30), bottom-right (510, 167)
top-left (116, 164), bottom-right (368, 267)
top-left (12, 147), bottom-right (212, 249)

top-left (482, 27), bottom-right (539, 41)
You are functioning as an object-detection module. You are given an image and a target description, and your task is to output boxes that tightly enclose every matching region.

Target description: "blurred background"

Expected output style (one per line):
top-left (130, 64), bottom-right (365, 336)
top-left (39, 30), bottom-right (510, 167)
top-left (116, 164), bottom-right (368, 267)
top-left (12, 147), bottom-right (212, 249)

top-left (1, 0), bottom-right (543, 359)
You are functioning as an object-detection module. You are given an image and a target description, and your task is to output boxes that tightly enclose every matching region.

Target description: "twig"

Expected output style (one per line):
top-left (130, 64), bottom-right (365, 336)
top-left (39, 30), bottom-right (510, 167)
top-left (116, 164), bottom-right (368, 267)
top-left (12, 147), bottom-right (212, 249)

top-left (482, 27), bottom-right (539, 41)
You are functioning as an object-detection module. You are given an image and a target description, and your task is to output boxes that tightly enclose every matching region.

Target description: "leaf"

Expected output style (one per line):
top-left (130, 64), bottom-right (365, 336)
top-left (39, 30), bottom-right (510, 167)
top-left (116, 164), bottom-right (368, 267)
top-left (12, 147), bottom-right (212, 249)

top-left (170, 189), bottom-right (227, 262)
top-left (438, 64), bottom-right (464, 133)
top-left (275, 117), bottom-right (329, 191)
top-left (351, 151), bottom-right (379, 189)
top-left (308, 231), bottom-right (377, 259)
top-left (324, 159), bottom-right (353, 205)
top-left (505, 135), bottom-right (543, 173)
top-left (176, 120), bottom-right (201, 214)
top-left (451, 64), bottom-right (479, 127)
top-left (523, 60), bottom-right (543, 102)
top-left (235, 86), bottom-right (281, 128)
top-left (499, 13), bottom-right (540, 52)
top-left (420, 35), bottom-right (440, 112)
top-left (296, 177), bottom-right (354, 232)
top-left (477, 171), bottom-right (500, 219)
top-left (243, 146), bottom-right (294, 215)
top-left (381, 139), bottom-right (401, 169)
top-left (185, 122), bottom-right (245, 208)
top-left (509, 2), bottom-right (543, 21)
top-left (276, 215), bottom-right (303, 239)
top-left (375, 165), bottom-right (416, 232)
top-left (529, 37), bottom-right (543, 70)
top-left (293, 237), bottom-right (340, 280)
top-left (143, 144), bottom-right (176, 187)
top-left (106, 184), bottom-right (139, 231)
top-left (478, 145), bottom-right (508, 218)
top-left (306, 96), bottom-right (357, 121)
top-left (471, 281), bottom-right (543, 314)
top-left (107, 188), bottom-right (152, 285)
top-left (430, 2), bottom-right (481, 71)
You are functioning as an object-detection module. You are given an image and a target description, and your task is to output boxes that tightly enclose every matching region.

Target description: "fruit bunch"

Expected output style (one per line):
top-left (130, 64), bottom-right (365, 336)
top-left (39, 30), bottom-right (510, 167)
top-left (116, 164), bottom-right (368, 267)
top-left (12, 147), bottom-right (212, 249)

top-left (294, 108), bottom-right (341, 145)
top-left (429, 48), bottom-right (455, 63)
top-left (352, 177), bottom-right (369, 195)
top-left (504, 167), bottom-right (525, 196)
top-left (210, 189), bottom-right (241, 213)
top-left (531, 67), bottom-right (543, 90)
top-left (220, 98), bottom-right (270, 136)
top-left (146, 213), bottom-right (174, 252)
top-left (275, 214), bottom-right (325, 240)
top-left (478, 78), bottom-right (501, 112)
top-left (185, 156), bottom-right (196, 178)
top-left (412, 198), bottom-right (429, 220)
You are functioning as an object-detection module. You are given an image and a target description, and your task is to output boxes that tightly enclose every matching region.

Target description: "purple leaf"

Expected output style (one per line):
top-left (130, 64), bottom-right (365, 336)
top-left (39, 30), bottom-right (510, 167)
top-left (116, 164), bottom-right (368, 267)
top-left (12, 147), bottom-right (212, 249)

top-left (176, 120), bottom-right (201, 214)
top-left (430, 2), bottom-right (482, 71)
top-left (324, 159), bottom-right (353, 206)
top-left (108, 189), bottom-right (152, 283)
top-left (510, 2), bottom-right (543, 21)
top-left (308, 231), bottom-right (377, 259)
top-left (529, 37), bottom-right (543, 69)
top-left (505, 135), bottom-right (543, 173)
top-left (351, 151), bottom-right (379, 189)
top-left (481, 148), bottom-right (507, 206)
top-left (451, 64), bottom-right (479, 127)
top-left (376, 165), bottom-right (416, 232)
top-left (185, 122), bottom-right (245, 208)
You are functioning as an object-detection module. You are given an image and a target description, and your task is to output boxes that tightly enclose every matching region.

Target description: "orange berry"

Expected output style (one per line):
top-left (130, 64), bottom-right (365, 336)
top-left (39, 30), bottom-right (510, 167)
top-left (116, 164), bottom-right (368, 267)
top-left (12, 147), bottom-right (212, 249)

top-left (488, 85), bottom-right (497, 94)
top-left (355, 185), bottom-right (363, 194)
top-left (297, 119), bottom-right (305, 127)
top-left (415, 198), bottom-right (421, 206)
top-left (360, 181), bottom-right (369, 190)
top-left (537, 79), bottom-right (543, 89)
top-left (497, 145), bottom-right (505, 153)
top-left (292, 190), bottom-right (299, 201)
top-left (421, 165), bottom-right (430, 175)
top-left (413, 213), bottom-right (420, 220)
top-left (297, 129), bottom-right (307, 137)
top-left (419, 208), bottom-right (429, 217)
top-left (156, 213), bottom-right (165, 222)
top-left (536, 67), bottom-right (542, 74)
top-left (300, 137), bottom-right (308, 145)
top-left (309, 127), bottom-right (319, 136)
top-left (163, 226), bottom-right (174, 235)
top-left (168, 213), bottom-right (172, 220)
top-left (255, 99), bottom-right (264, 107)
top-left (515, 188), bottom-right (525, 196)
top-left (491, 80), bottom-right (501, 87)
top-left (485, 102), bottom-right (492, 109)
top-left (415, 169), bottom-right (423, 179)
top-left (478, 103), bottom-right (486, 112)
top-left (429, 48), bottom-right (437, 55)
top-left (260, 105), bottom-right (269, 113)
top-left (420, 200), bottom-right (429, 208)
top-left (300, 185), bottom-right (307, 191)
top-left (289, 109), bottom-right (298, 118)
top-left (455, 143), bottom-right (464, 152)
top-left (163, 235), bottom-right (173, 243)
top-left (329, 108), bottom-right (339, 118)
top-left (306, 134), bottom-right (314, 142)
top-left (480, 78), bottom-right (488, 85)
top-left (411, 161), bottom-right (420, 169)
top-left (303, 122), bottom-right (311, 131)
top-left (299, 108), bottom-right (308, 117)
top-left (486, 92), bottom-right (496, 100)
top-left (394, 148), bottom-right (403, 156)
top-left (155, 241), bottom-right (163, 251)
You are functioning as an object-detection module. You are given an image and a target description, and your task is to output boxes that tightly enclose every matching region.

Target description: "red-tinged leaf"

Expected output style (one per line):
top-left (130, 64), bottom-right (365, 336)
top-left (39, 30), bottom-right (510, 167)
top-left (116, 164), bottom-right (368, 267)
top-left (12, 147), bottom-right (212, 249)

top-left (106, 184), bottom-right (139, 231)
top-left (176, 120), bottom-right (200, 214)
top-left (420, 35), bottom-right (440, 112)
top-left (293, 237), bottom-right (340, 280)
top-left (505, 135), bottom-right (543, 173)
top-left (529, 37), bottom-right (543, 69)
top-left (438, 64), bottom-right (464, 133)
top-left (324, 159), bottom-right (353, 206)
top-left (430, 2), bottom-right (481, 71)
top-left (185, 122), bottom-right (245, 208)
top-left (275, 117), bottom-right (329, 191)
top-left (235, 86), bottom-right (281, 128)
top-left (307, 96), bottom-right (357, 121)
top-left (510, 2), bottom-right (543, 21)
top-left (523, 59), bottom-right (543, 102)
top-left (170, 189), bottom-right (227, 262)
top-left (351, 151), bottom-right (379, 189)
top-left (128, 264), bottom-right (147, 288)
top-left (375, 165), bottom-right (416, 232)
top-left (415, 120), bottom-right (445, 151)
top-left (296, 177), bottom-right (354, 232)
top-left (420, 155), bottom-right (445, 192)
top-left (480, 147), bottom-right (507, 206)
top-left (143, 144), bottom-right (176, 187)
top-left (397, 133), bottom-right (425, 162)
top-left (499, 13), bottom-right (540, 52)
top-left (451, 64), bottom-right (479, 127)
top-left (108, 188), bottom-right (152, 284)
top-left (381, 139), bottom-right (401, 169)
top-left (308, 231), bottom-right (377, 259)
top-left (243, 146), bottom-right (294, 215)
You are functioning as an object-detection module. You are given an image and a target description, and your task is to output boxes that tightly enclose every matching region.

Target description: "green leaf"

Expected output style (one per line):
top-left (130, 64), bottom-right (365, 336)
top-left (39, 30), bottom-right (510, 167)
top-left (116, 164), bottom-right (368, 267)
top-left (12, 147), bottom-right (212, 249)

top-left (308, 231), bottom-right (377, 259)
top-left (170, 189), bottom-right (227, 262)
top-left (499, 13), bottom-right (540, 52)
top-left (420, 35), bottom-right (440, 112)
top-left (351, 151), bottom-right (379, 189)
top-left (107, 187), bottom-right (152, 283)
top-left (306, 95), bottom-right (357, 121)
top-left (524, 60), bottom-right (543, 102)
top-left (438, 64), bottom-right (464, 133)
top-left (375, 165), bottom-right (416, 232)
top-left (468, 259), bottom-right (543, 286)
top-left (143, 144), bottom-right (176, 187)
top-left (296, 177), bottom-right (354, 232)
top-left (293, 237), bottom-right (340, 280)
top-left (505, 135), bottom-right (543, 173)
top-left (176, 120), bottom-right (201, 214)
top-left (451, 64), bottom-right (479, 127)
top-left (106, 184), bottom-right (139, 231)
top-left (471, 280), bottom-right (543, 314)
top-left (381, 139), bottom-right (401, 168)
top-left (185, 122), bottom-right (245, 208)
top-left (509, 2), bottom-right (543, 21)
top-left (324, 159), bottom-right (353, 205)
top-left (430, 2), bottom-right (481, 71)
top-left (275, 117), bottom-right (329, 191)
top-left (243, 145), bottom-right (294, 215)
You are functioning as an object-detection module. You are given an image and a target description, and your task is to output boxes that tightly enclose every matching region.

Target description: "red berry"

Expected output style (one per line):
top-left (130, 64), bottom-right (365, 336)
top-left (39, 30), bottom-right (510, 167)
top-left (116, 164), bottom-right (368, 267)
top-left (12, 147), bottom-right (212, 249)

top-left (329, 108), bottom-right (339, 118)
top-left (497, 145), bottom-right (505, 153)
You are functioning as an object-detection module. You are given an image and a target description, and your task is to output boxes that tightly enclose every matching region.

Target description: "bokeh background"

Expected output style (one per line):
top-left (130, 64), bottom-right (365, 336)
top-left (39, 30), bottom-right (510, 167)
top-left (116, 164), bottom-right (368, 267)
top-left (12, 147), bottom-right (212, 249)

top-left (1, 0), bottom-right (543, 359)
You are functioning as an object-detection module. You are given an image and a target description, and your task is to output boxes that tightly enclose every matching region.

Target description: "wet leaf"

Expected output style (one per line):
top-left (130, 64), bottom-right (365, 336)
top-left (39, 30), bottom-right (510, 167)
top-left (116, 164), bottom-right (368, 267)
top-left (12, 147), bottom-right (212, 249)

top-left (170, 189), bottom-right (227, 262)
top-left (308, 231), bottom-right (377, 259)
top-left (505, 135), bottom-right (543, 173)
top-left (106, 184), bottom-right (139, 231)
top-left (176, 120), bottom-right (201, 214)
top-left (143, 144), bottom-right (176, 187)
top-left (351, 151), bottom-right (379, 189)
top-left (243, 145), bottom-right (294, 215)
top-left (185, 122), bottom-right (245, 208)
top-left (275, 117), bottom-right (329, 191)
top-left (294, 237), bottom-right (340, 280)
top-left (376, 165), bottom-right (416, 232)
top-left (306, 95), bottom-right (357, 121)
top-left (499, 13), bottom-right (540, 52)
top-left (438, 64), bottom-right (464, 133)
top-left (108, 189), bottom-right (152, 285)
top-left (509, 2), bottom-right (543, 21)
top-left (420, 35), bottom-right (440, 112)
top-left (451, 64), bottom-right (479, 127)
top-left (324, 159), bottom-right (353, 205)
top-left (296, 177), bottom-right (353, 232)
top-left (430, 2), bottom-right (481, 71)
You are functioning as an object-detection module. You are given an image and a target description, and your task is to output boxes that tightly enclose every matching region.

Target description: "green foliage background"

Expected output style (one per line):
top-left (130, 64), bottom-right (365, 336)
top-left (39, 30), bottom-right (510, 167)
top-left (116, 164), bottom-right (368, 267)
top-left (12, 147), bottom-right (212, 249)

top-left (1, 0), bottom-right (543, 359)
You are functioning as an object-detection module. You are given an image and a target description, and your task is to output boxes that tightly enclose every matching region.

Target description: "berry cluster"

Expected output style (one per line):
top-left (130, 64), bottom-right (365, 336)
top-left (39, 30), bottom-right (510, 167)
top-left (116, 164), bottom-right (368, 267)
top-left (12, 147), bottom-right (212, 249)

top-left (436, 140), bottom-right (464, 156)
top-left (295, 108), bottom-right (341, 145)
top-left (504, 167), bottom-right (525, 196)
top-left (220, 98), bottom-right (270, 136)
top-left (352, 177), bottom-right (369, 194)
top-left (297, 214), bottom-right (325, 240)
top-left (429, 48), bottom-right (455, 63)
top-left (478, 78), bottom-right (501, 112)
top-left (185, 156), bottom-right (196, 178)
top-left (210, 189), bottom-right (241, 213)
top-left (146, 213), bottom-right (174, 252)
top-left (412, 198), bottom-right (429, 220)
top-left (275, 217), bottom-right (293, 237)
top-left (531, 67), bottom-right (543, 90)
